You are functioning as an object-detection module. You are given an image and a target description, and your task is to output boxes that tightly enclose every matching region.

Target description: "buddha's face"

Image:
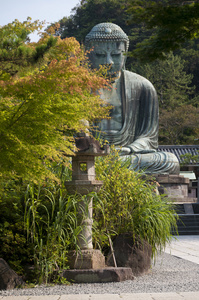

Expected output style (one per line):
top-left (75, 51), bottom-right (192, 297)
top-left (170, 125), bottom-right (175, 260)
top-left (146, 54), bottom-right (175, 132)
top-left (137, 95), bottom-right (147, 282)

top-left (89, 41), bottom-right (126, 77)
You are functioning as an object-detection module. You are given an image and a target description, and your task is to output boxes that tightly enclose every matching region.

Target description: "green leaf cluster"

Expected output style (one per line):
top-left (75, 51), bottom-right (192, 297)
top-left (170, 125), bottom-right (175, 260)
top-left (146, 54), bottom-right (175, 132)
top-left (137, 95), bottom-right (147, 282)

top-left (180, 151), bottom-right (199, 166)
top-left (0, 178), bottom-right (34, 274)
top-left (24, 182), bottom-right (82, 284)
top-left (0, 164), bottom-right (81, 284)
top-left (94, 147), bottom-right (178, 255)
top-left (0, 20), bottom-right (110, 182)
top-left (0, 18), bottom-right (54, 77)
top-left (131, 52), bottom-right (199, 144)
top-left (159, 105), bottom-right (199, 144)
top-left (132, 52), bottom-right (194, 109)
top-left (126, 0), bottom-right (199, 62)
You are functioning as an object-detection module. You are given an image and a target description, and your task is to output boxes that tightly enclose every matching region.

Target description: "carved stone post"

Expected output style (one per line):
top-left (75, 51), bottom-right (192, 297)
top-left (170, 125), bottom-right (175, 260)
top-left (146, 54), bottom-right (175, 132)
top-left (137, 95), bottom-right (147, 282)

top-left (65, 135), bottom-right (109, 269)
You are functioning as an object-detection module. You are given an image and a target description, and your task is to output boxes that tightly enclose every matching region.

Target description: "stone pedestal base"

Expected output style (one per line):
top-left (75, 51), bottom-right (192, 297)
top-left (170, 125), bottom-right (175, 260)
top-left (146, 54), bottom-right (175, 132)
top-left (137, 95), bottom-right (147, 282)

top-left (62, 267), bottom-right (133, 283)
top-left (69, 249), bottom-right (105, 270)
top-left (155, 174), bottom-right (190, 202)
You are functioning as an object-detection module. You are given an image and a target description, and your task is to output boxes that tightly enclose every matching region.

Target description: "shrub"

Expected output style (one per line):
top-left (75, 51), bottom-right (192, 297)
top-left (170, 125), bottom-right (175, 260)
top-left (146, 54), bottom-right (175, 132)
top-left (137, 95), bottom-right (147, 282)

top-left (0, 178), bottom-right (34, 274)
top-left (0, 165), bottom-right (82, 284)
top-left (93, 147), bottom-right (178, 256)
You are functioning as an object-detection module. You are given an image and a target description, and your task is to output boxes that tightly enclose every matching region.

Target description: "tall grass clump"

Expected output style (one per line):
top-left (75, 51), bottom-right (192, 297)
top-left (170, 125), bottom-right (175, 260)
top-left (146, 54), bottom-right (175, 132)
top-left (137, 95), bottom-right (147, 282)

top-left (93, 147), bottom-right (178, 256)
top-left (23, 163), bottom-right (84, 284)
top-left (0, 162), bottom-right (85, 284)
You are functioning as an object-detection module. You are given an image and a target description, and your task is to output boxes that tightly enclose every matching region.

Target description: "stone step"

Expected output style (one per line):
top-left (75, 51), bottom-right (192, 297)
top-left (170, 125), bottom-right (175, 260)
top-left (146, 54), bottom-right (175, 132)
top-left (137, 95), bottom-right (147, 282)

top-left (172, 214), bottom-right (199, 235)
top-left (174, 203), bottom-right (199, 214)
top-left (171, 197), bottom-right (197, 203)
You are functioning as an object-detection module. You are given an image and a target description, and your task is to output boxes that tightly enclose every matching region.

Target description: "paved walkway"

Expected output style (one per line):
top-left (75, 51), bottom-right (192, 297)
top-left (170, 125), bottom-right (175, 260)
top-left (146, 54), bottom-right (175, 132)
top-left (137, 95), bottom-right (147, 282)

top-left (164, 235), bottom-right (199, 264)
top-left (1, 293), bottom-right (199, 300)
top-left (1, 236), bottom-right (199, 300)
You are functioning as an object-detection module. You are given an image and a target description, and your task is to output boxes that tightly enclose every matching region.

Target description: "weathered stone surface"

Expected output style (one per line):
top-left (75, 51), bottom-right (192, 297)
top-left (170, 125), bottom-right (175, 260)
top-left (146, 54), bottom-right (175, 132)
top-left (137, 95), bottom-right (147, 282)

top-left (62, 267), bottom-right (133, 283)
top-left (0, 258), bottom-right (24, 290)
top-left (170, 197), bottom-right (197, 203)
top-left (155, 174), bottom-right (189, 184)
top-left (65, 134), bottom-right (109, 254)
top-left (69, 249), bottom-right (105, 269)
top-left (106, 234), bottom-right (152, 276)
top-left (154, 174), bottom-right (190, 201)
top-left (184, 203), bottom-right (194, 214)
top-left (65, 180), bottom-right (103, 195)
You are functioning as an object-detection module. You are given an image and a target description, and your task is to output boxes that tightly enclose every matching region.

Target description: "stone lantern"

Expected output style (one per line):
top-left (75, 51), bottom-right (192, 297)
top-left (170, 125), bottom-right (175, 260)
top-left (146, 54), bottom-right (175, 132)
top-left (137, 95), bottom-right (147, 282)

top-left (65, 133), bottom-right (109, 269)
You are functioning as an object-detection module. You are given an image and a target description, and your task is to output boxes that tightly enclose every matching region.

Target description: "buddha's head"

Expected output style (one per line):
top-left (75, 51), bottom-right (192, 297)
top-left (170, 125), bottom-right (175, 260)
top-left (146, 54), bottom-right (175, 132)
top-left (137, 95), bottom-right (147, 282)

top-left (85, 23), bottom-right (129, 77)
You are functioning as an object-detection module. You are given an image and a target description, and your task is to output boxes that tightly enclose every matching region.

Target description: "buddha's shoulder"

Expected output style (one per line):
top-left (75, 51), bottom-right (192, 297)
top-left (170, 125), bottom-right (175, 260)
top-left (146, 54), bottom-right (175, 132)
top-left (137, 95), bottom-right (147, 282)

top-left (123, 70), bottom-right (155, 89)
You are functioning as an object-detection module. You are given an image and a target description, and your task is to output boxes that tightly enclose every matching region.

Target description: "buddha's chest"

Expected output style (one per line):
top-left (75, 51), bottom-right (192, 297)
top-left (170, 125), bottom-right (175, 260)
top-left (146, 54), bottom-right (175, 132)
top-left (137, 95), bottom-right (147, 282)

top-left (99, 80), bottom-right (123, 132)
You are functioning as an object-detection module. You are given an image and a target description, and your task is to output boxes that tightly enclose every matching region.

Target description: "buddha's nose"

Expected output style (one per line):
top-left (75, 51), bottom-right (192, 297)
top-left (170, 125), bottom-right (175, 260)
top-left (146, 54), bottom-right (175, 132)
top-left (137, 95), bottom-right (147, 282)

top-left (106, 53), bottom-right (114, 65)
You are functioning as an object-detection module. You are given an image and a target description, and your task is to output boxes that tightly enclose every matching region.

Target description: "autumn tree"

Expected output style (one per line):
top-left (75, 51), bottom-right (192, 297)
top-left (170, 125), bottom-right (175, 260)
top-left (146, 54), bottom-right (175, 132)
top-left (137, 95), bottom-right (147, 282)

top-left (0, 20), bottom-right (110, 182)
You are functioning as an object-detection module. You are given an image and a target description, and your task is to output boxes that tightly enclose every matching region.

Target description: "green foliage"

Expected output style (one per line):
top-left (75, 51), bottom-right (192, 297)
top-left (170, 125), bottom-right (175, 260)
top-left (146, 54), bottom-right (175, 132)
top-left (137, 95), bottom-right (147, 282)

top-left (0, 178), bottom-right (34, 274)
top-left (24, 182), bottom-right (82, 284)
top-left (0, 20), bottom-right (110, 182)
top-left (131, 52), bottom-right (199, 144)
top-left (132, 52), bottom-right (194, 109)
top-left (180, 151), bottom-right (199, 166)
top-left (179, 38), bottom-right (199, 99)
top-left (126, 0), bottom-right (199, 62)
top-left (0, 164), bottom-right (84, 284)
top-left (94, 147), bottom-right (178, 256)
top-left (0, 18), bottom-right (54, 77)
top-left (159, 105), bottom-right (199, 144)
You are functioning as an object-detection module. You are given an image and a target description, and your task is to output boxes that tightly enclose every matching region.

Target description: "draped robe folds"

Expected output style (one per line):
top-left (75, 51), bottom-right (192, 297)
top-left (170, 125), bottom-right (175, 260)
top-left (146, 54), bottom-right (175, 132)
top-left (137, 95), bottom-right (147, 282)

top-left (99, 70), bottom-right (180, 174)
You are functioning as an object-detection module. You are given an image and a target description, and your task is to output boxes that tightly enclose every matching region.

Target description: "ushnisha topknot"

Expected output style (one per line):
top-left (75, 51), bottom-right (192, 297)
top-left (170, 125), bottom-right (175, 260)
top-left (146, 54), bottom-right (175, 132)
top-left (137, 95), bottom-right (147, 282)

top-left (85, 23), bottom-right (129, 51)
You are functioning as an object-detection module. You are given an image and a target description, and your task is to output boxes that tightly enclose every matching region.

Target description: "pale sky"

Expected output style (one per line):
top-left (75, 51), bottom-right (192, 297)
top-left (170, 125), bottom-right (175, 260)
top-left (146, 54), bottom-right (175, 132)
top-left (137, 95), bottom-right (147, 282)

top-left (1, 0), bottom-right (81, 41)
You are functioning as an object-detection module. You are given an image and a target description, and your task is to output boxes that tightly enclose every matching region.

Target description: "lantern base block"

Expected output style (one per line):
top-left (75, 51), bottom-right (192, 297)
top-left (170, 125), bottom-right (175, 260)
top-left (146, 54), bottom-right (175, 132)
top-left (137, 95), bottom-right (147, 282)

top-left (68, 249), bottom-right (105, 270)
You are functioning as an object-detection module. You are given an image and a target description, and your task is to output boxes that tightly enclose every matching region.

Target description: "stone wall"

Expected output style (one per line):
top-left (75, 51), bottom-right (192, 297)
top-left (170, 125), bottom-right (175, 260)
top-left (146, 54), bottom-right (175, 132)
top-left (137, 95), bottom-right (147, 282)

top-left (154, 174), bottom-right (197, 202)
